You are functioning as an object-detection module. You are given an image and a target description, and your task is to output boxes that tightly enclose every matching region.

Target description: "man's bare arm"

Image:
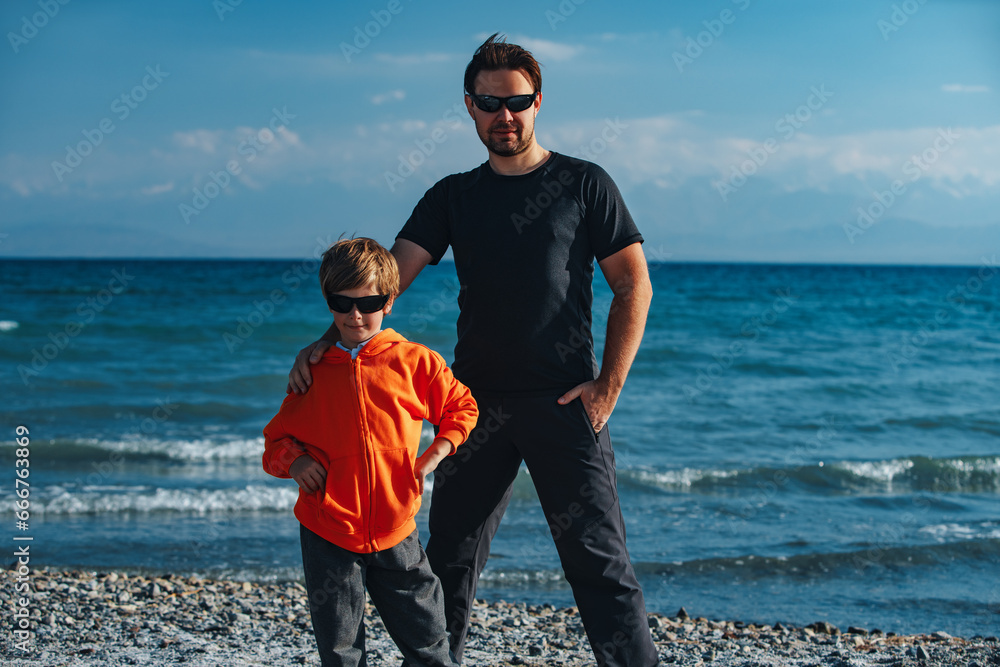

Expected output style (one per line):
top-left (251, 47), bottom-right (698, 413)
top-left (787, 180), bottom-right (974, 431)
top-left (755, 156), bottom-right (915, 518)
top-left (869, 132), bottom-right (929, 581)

top-left (595, 242), bottom-right (653, 400)
top-left (390, 238), bottom-right (434, 294)
top-left (557, 243), bottom-right (652, 431)
top-left (287, 238), bottom-right (434, 393)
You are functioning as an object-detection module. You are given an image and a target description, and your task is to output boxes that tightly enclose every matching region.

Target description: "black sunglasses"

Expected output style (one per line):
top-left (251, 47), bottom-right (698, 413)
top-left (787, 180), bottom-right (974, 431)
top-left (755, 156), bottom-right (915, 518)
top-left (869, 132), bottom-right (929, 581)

top-left (468, 92), bottom-right (538, 113)
top-left (326, 293), bottom-right (390, 314)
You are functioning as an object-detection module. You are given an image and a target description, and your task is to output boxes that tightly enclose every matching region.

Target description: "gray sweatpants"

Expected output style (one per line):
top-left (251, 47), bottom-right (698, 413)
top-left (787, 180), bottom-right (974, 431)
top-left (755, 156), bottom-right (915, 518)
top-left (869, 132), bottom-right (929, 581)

top-left (300, 525), bottom-right (458, 667)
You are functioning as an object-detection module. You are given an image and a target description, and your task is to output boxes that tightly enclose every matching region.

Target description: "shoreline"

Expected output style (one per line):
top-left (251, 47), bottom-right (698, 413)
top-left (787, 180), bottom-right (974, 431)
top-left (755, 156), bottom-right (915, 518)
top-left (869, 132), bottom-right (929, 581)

top-left (4, 569), bottom-right (997, 666)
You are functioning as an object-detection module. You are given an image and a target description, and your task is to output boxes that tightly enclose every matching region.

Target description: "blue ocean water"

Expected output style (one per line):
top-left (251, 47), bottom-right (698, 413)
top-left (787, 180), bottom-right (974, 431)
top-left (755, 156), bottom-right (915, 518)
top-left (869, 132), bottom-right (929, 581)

top-left (1, 258), bottom-right (998, 637)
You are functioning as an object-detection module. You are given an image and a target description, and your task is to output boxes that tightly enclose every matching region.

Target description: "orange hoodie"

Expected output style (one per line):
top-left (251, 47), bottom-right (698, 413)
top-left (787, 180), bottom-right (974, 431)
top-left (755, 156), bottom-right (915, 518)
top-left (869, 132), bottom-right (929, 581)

top-left (262, 328), bottom-right (478, 553)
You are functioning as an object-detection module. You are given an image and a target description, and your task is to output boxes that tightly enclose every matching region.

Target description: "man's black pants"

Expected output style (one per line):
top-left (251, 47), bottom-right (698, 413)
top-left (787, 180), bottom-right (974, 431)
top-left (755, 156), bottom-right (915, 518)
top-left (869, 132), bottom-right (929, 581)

top-left (426, 394), bottom-right (659, 666)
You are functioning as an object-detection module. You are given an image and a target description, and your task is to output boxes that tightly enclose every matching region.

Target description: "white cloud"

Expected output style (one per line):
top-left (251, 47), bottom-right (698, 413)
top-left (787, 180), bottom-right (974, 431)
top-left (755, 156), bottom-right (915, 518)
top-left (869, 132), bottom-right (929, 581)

top-left (172, 124), bottom-right (302, 159)
top-left (0, 120), bottom-right (308, 198)
top-left (763, 126), bottom-right (999, 190)
top-left (8, 107), bottom-right (996, 218)
top-left (140, 182), bottom-right (174, 195)
top-left (0, 154), bottom-right (65, 196)
top-left (942, 84), bottom-right (990, 94)
top-left (507, 35), bottom-right (582, 62)
top-left (544, 115), bottom-right (1000, 196)
top-left (173, 130), bottom-right (222, 153)
top-left (597, 32), bottom-right (660, 42)
top-left (371, 90), bottom-right (405, 105)
top-left (9, 179), bottom-right (31, 196)
top-left (373, 52), bottom-right (454, 66)
top-left (275, 126), bottom-right (302, 147)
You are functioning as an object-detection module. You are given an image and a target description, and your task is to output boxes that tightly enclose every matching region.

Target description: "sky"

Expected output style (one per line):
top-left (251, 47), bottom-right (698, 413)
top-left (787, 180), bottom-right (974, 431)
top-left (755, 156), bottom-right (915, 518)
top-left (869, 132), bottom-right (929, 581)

top-left (1, 0), bottom-right (997, 263)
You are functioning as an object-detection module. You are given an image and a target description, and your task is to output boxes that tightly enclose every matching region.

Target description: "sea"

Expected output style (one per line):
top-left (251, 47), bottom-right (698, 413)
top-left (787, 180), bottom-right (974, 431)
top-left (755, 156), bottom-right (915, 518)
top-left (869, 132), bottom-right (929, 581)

top-left (1, 258), bottom-right (998, 638)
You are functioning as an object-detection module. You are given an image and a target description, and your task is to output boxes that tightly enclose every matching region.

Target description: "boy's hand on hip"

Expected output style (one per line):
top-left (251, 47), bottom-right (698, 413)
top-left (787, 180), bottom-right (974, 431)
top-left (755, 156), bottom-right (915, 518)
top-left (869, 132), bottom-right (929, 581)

top-left (289, 454), bottom-right (327, 493)
top-left (414, 437), bottom-right (455, 495)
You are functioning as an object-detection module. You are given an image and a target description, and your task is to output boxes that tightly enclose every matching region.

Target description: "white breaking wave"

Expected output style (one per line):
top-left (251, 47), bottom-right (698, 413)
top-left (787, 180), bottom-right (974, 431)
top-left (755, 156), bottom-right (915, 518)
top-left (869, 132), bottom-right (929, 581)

top-left (835, 455), bottom-right (1000, 489)
top-left (833, 458), bottom-right (915, 484)
top-left (631, 467), bottom-right (740, 489)
top-left (624, 455), bottom-right (1000, 493)
top-left (940, 456), bottom-right (1000, 474)
top-left (39, 426), bottom-right (439, 462)
top-left (90, 436), bottom-right (267, 461)
top-left (37, 485), bottom-right (298, 515)
top-left (918, 521), bottom-right (1000, 542)
top-left (0, 320), bottom-right (18, 332)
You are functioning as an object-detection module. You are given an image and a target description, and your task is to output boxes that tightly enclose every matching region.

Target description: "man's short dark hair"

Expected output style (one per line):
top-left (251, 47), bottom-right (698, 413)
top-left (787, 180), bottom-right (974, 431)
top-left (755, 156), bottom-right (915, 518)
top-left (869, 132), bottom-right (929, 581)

top-left (464, 33), bottom-right (542, 95)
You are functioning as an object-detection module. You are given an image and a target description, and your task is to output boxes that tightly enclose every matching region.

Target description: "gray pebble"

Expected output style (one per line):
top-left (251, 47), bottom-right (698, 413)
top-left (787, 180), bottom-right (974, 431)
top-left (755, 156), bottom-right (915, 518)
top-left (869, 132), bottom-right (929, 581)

top-left (3, 568), bottom-right (994, 667)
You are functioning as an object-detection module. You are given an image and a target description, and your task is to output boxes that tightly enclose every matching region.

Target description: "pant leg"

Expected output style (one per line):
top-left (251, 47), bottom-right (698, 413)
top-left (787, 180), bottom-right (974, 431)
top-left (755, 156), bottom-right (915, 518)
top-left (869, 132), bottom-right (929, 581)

top-left (300, 525), bottom-right (368, 667)
top-left (364, 530), bottom-right (458, 667)
top-left (424, 396), bottom-right (522, 662)
top-left (516, 396), bottom-right (658, 667)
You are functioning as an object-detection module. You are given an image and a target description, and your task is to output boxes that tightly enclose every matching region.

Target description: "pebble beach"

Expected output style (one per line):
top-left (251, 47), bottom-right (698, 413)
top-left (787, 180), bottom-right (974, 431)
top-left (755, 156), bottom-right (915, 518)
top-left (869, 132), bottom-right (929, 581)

top-left (4, 569), bottom-right (997, 666)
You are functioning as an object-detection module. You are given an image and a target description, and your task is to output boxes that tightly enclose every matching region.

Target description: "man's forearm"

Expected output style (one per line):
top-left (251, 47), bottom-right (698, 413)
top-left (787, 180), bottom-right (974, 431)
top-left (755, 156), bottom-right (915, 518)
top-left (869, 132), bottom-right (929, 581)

top-left (598, 280), bottom-right (652, 395)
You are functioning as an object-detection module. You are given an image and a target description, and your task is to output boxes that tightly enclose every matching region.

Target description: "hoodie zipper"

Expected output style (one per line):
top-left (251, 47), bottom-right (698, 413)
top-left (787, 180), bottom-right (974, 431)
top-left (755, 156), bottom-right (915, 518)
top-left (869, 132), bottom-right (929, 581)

top-left (351, 355), bottom-right (377, 551)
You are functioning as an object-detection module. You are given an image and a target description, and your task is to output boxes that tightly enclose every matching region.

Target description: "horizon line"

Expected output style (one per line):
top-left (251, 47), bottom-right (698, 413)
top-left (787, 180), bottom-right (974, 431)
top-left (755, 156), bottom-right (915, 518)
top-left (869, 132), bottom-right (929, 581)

top-left (1, 256), bottom-right (994, 270)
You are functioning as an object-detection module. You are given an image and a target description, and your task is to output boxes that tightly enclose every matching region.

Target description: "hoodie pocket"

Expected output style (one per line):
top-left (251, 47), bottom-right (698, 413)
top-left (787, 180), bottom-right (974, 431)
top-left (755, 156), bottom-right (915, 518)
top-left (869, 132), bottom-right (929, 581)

top-left (317, 453), bottom-right (365, 535)
top-left (372, 447), bottom-right (421, 533)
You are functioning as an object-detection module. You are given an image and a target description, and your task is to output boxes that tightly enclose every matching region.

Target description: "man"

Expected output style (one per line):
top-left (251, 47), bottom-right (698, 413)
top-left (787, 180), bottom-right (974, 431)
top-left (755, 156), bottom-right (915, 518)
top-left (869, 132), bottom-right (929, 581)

top-left (290, 33), bottom-right (658, 667)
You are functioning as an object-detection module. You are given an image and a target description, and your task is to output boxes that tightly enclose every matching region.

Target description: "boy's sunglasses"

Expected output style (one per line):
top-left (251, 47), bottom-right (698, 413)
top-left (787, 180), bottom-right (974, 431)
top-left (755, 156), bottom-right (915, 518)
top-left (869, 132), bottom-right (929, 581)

top-left (468, 92), bottom-right (538, 113)
top-left (326, 294), bottom-right (390, 314)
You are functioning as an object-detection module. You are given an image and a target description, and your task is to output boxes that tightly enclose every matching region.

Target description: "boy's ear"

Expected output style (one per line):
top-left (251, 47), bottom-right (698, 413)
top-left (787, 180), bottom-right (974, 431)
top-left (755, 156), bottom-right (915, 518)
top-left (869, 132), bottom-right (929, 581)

top-left (384, 294), bottom-right (395, 315)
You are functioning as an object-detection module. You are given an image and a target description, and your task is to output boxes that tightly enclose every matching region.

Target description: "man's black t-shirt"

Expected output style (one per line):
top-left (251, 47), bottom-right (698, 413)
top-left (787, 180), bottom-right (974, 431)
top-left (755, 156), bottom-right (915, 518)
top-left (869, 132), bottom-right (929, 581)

top-left (397, 152), bottom-right (642, 396)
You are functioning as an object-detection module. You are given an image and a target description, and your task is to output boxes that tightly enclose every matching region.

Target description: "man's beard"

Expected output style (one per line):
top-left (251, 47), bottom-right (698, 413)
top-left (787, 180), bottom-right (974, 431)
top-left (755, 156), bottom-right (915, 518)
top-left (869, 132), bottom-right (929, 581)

top-left (483, 121), bottom-right (534, 157)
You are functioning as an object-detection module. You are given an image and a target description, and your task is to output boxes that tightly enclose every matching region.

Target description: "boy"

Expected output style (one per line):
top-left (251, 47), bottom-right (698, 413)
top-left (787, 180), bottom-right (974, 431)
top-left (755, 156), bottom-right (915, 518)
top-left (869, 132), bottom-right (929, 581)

top-left (263, 237), bottom-right (478, 667)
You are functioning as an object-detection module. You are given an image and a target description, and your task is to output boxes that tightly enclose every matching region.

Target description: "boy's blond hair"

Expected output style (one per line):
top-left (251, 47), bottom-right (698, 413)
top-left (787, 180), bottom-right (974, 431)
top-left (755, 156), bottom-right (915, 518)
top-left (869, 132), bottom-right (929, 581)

top-left (319, 237), bottom-right (400, 299)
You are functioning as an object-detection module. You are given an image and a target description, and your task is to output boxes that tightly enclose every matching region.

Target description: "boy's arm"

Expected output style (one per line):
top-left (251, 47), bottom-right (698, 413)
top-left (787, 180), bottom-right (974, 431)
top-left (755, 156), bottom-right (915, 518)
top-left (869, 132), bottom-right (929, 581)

top-left (412, 354), bottom-right (477, 495)
top-left (262, 412), bottom-right (307, 478)
top-left (413, 437), bottom-right (453, 495)
top-left (263, 420), bottom-right (327, 493)
top-left (289, 454), bottom-right (327, 494)
top-left (262, 435), bottom-right (306, 479)
top-left (423, 359), bottom-right (479, 453)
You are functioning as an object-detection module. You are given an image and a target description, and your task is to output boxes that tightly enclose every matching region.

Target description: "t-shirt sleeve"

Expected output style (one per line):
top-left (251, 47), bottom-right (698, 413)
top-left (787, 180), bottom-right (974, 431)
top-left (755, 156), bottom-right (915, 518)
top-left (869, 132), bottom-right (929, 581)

top-left (581, 164), bottom-right (643, 262)
top-left (396, 178), bottom-right (452, 265)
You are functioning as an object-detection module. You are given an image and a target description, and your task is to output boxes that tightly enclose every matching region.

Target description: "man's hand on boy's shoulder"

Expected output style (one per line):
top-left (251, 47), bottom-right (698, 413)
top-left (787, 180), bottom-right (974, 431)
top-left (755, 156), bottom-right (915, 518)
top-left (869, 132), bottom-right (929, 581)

top-left (289, 454), bottom-right (327, 493)
top-left (287, 339), bottom-right (334, 394)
